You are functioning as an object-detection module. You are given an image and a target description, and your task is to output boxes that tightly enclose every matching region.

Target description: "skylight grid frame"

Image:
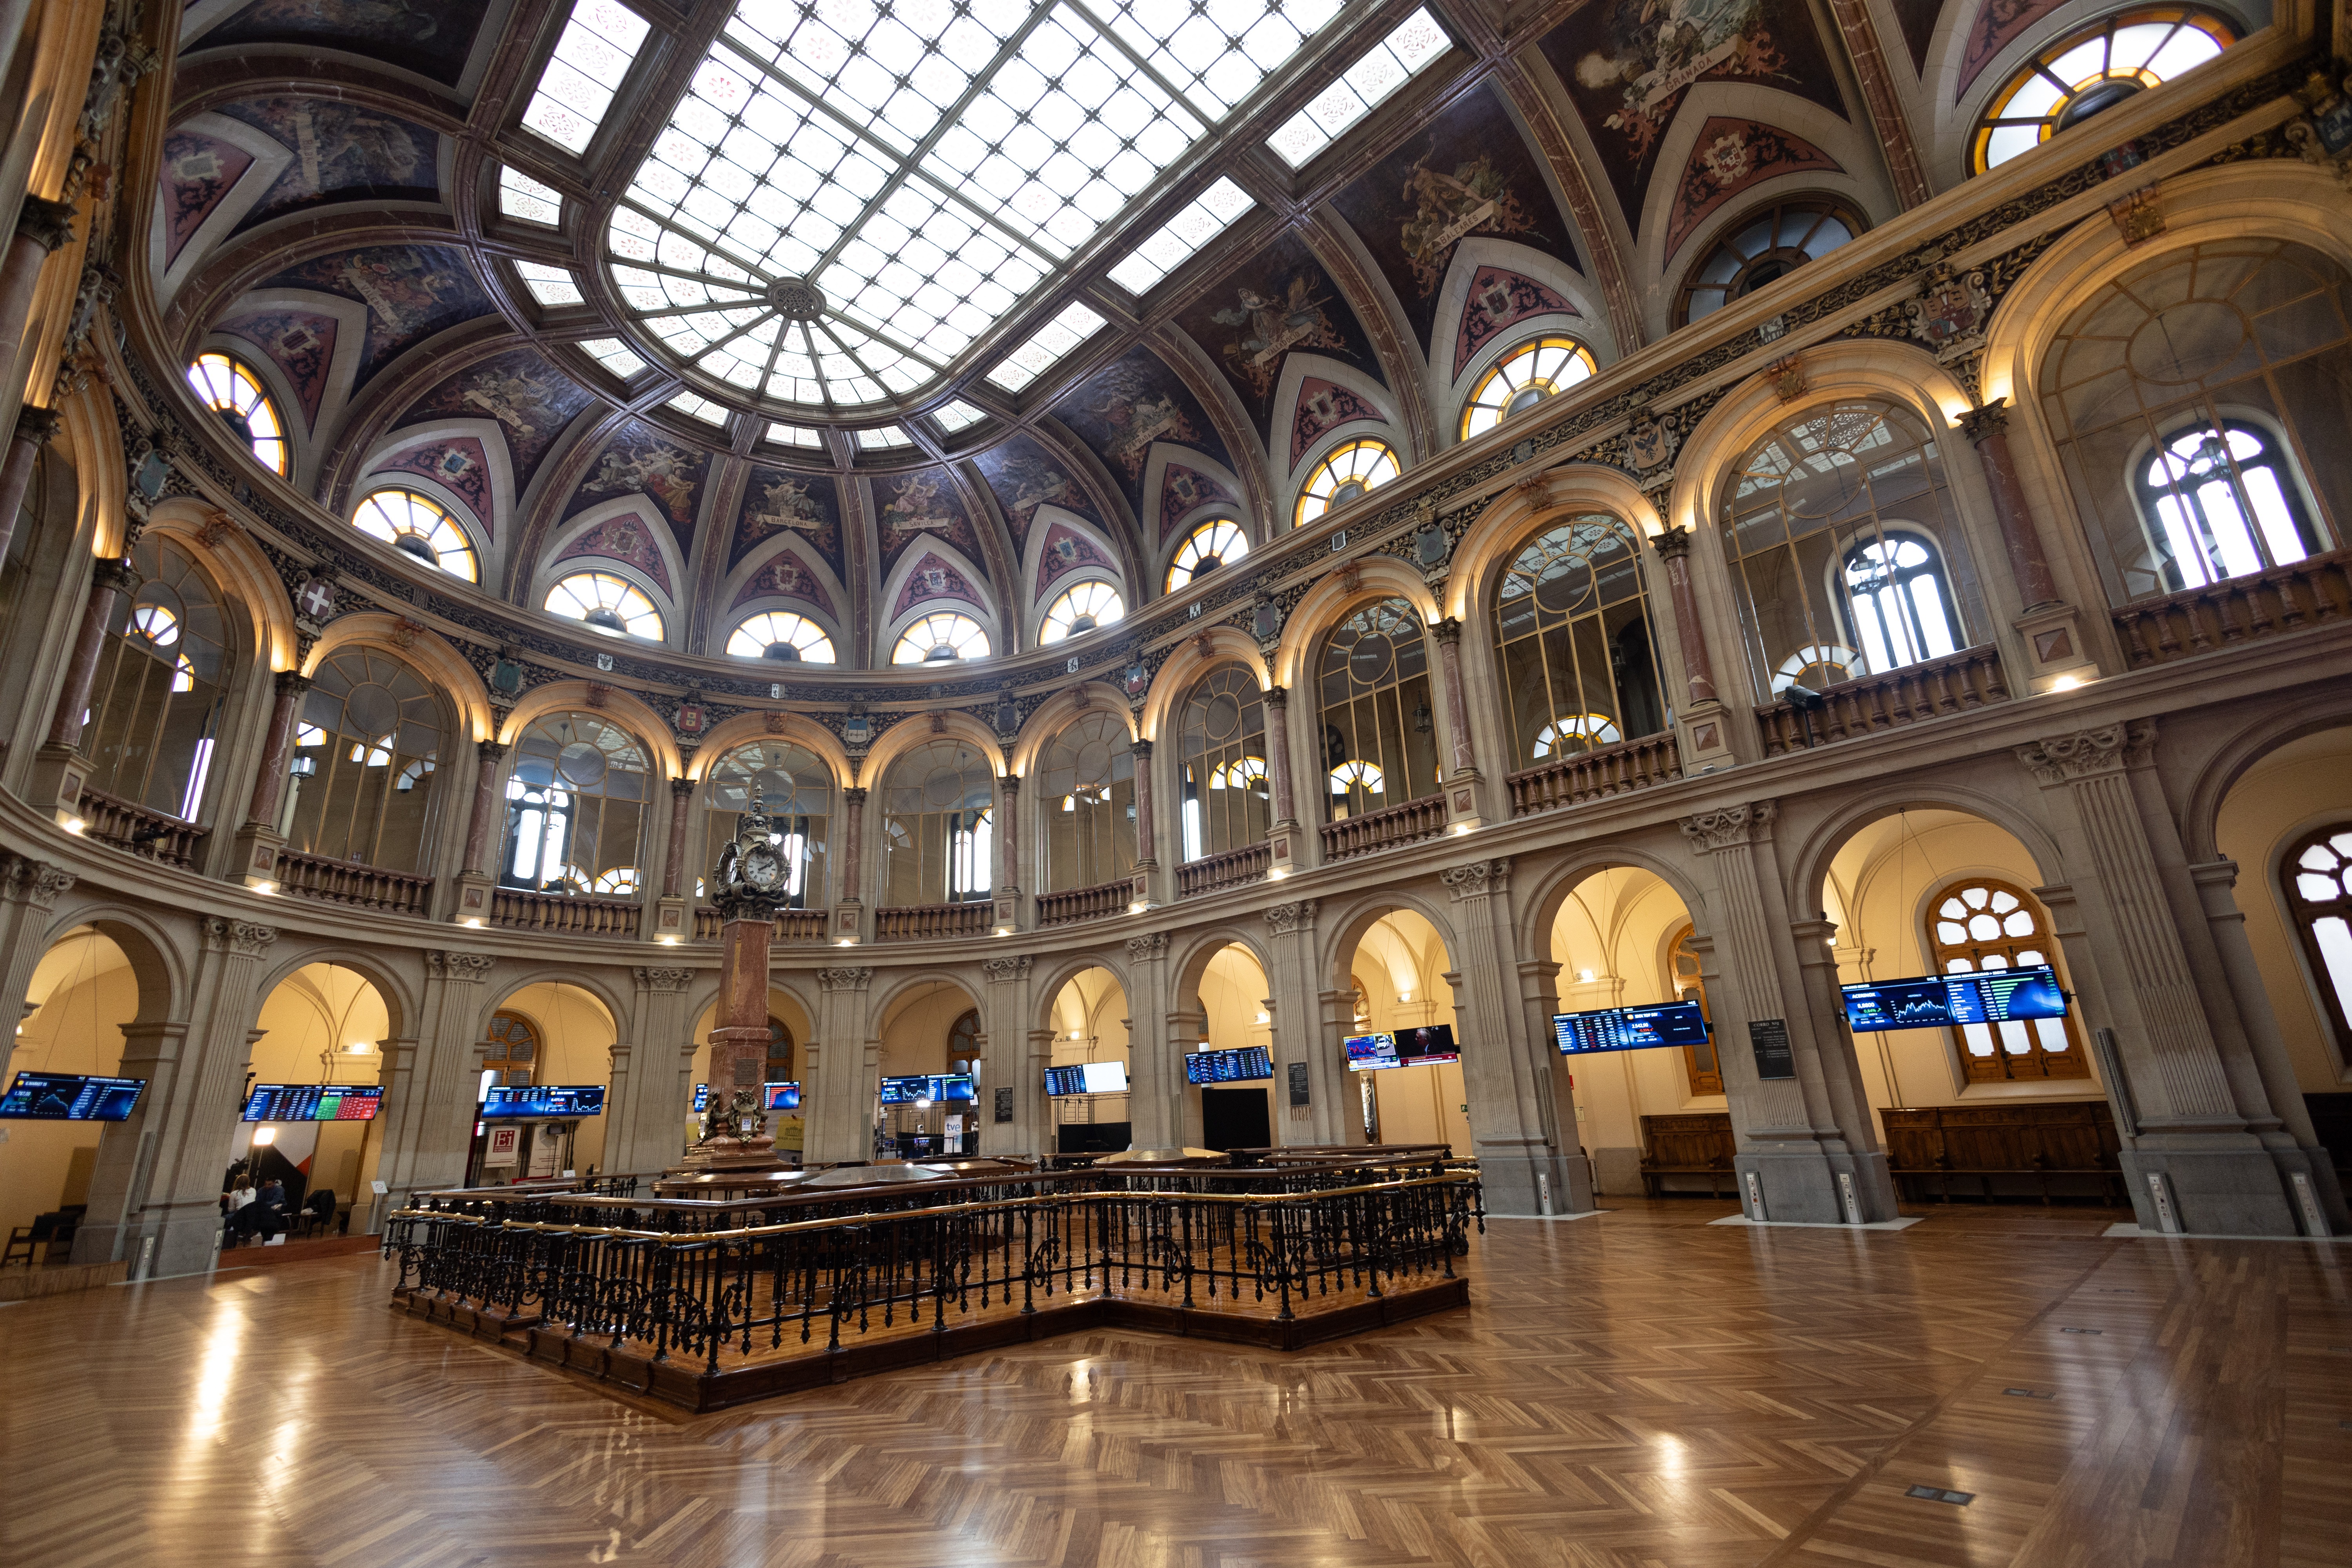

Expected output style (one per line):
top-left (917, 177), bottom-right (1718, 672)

top-left (1267, 6), bottom-right (1451, 169)
top-left (522, 0), bottom-right (655, 156)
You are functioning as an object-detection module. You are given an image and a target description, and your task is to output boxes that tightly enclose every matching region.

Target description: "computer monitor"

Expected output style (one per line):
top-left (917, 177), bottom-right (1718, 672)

top-left (1841, 965), bottom-right (2067, 1032)
top-left (1553, 1001), bottom-right (1711, 1056)
top-left (1392, 1024), bottom-right (1459, 1065)
top-left (1043, 1062), bottom-right (1129, 1096)
top-left (762, 1081), bottom-right (801, 1111)
top-left (0, 1072), bottom-right (145, 1121)
top-left (879, 1073), bottom-right (976, 1105)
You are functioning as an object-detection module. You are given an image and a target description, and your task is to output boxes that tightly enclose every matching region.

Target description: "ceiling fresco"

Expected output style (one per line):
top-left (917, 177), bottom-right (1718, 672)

top-left (729, 468), bottom-right (846, 583)
top-left (256, 243), bottom-right (492, 394)
top-left (210, 99), bottom-right (442, 232)
top-left (185, 0), bottom-right (495, 89)
top-left (1174, 231), bottom-right (1386, 443)
top-left (395, 348), bottom-right (598, 500)
top-left (1051, 348), bottom-right (1232, 521)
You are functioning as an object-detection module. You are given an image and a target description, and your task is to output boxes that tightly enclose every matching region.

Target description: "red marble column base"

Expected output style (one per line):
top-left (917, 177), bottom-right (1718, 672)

top-left (677, 1024), bottom-right (779, 1169)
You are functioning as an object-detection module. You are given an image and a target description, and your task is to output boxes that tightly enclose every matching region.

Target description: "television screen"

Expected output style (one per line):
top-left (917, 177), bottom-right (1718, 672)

top-left (1554, 1001), bottom-right (1712, 1056)
top-left (879, 1073), bottom-right (976, 1105)
top-left (240, 1083), bottom-right (383, 1123)
top-left (1393, 1024), bottom-right (1459, 1065)
top-left (1183, 1046), bottom-right (1273, 1084)
top-left (763, 1081), bottom-right (801, 1111)
top-left (0, 1071), bottom-right (145, 1122)
top-left (1842, 965), bottom-right (2067, 1032)
top-left (480, 1084), bottom-right (606, 1118)
top-left (1044, 1062), bottom-right (1129, 1096)
top-left (693, 1083), bottom-right (708, 1112)
top-left (1344, 1032), bottom-right (1400, 1070)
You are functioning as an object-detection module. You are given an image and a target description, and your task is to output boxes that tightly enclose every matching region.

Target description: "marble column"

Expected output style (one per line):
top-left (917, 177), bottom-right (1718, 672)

top-left (1262, 684), bottom-right (1297, 828)
top-left (1960, 401), bottom-right (2061, 610)
top-left (661, 777), bottom-right (694, 899)
top-left (1432, 619), bottom-right (1481, 825)
top-left (611, 965), bottom-right (694, 1175)
top-left (461, 741), bottom-right (508, 875)
top-left (44, 555), bottom-right (138, 752)
top-left (1122, 933), bottom-right (1173, 1147)
top-left (1650, 528), bottom-right (1719, 704)
top-left (1262, 898), bottom-right (1331, 1145)
top-left (838, 785), bottom-right (866, 918)
top-left (1128, 739), bottom-right (1156, 904)
top-left (995, 773), bottom-right (1021, 927)
top-left (0, 196), bottom-right (75, 412)
top-left (0, 403), bottom-right (60, 563)
top-left (1515, 956), bottom-right (1597, 1212)
top-left (980, 953), bottom-right (1034, 1156)
top-left (242, 671), bottom-right (311, 829)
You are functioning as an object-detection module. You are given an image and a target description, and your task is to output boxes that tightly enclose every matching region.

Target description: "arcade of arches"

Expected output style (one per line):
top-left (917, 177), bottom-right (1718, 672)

top-left (3, 1), bottom-right (2352, 1563)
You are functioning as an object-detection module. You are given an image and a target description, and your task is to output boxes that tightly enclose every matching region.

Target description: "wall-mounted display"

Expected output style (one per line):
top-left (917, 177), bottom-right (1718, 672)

top-left (1344, 1025), bottom-right (1461, 1070)
top-left (1553, 1002), bottom-right (1711, 1056)
top-left (1183, 1046), bottom-right (1273, 1083)
top-left (480, 1084), bottom-right (606, 1118)
top-left (1043, 1062), bottom-right (1129, 1096)
top-left (0, 1072), bottom-right (146, 1121)
top-left (1840, 966), bottom-right (2067, 1032)
top-left (763, 1082), bottom-right (802, 1111)
top-left (240, 1083), bottom-right (383, 1122)
top-left (879, 1073), bottom-right (976, 1105)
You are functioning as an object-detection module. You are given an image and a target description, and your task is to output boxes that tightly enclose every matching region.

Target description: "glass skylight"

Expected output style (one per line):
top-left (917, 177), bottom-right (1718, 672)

top-left (767, 421), bottom-right (823, 448)
top-left (514, 261), bottom-right (584, 307)
top-left (985, 301), bottom-right (1107, 392)
top-left (668, 390), bottom-right (729, 425)
top-left (521, 0), bottom-right (653, 156)
top-left (498, 165), bottom-right (563, 225)
top-left (1107, 176), bottom-right (1253, 295)
top-left (580, 338), bottom-right (646, 379)
top-left (856, 426), bottom-right (912, 450)
top-left (1268, 7), bottom-right (1449, 169)
top-left (934, 400), bottom-right (989, 433)
top-left (607, 1), bottom-right (1346, 415)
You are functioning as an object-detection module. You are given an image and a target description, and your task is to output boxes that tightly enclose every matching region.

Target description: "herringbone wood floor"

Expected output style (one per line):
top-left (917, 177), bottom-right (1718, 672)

top-left (4, 1199), bottom-right (2345, 1567)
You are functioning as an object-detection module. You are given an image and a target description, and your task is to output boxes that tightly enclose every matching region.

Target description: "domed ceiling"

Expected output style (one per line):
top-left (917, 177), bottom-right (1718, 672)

top-left (148, 0), bottom-right (2174, 668)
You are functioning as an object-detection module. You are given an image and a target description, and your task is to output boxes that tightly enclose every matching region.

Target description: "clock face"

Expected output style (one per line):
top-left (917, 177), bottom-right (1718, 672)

top-left (741, 844), bottom-right (783, 891)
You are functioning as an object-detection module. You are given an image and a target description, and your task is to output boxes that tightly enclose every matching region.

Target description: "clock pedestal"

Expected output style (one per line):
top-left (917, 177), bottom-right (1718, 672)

top-left (673, 788), bottom-right (789, 1172)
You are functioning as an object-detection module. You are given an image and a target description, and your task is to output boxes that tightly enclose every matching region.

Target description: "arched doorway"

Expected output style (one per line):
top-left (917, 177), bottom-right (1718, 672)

top-left (240, 962), bottom-right (393, 1239)
top-left (687, 987), bottom-right (815, 1165)
top-left (1178, 943), bottom-right (1273, 1151)
top-left (1337, 909), bottom-right (1467, 1153)
top-left (0, 929), bottom-right (139, 1259)
top-left (1042, 967), bottom-right (1129, 1155)
top-left (466, 983), bottom-right (618, 1185)
top-left (875, 978), bottom-right (982, 1158)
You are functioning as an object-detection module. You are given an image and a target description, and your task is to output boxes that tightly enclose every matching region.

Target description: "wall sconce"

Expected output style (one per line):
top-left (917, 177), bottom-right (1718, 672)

top-left (1578, 968), bottom-right (1597, 984)
top-left (1412, 698), bottom-right (1432, 735)
top-left (1254, 1010), bottom-right (1270, 1024)
top-left (345, 1042), bottom-right (372, 1054)
top-left (1397, 991), bottom-right (1411, 1003)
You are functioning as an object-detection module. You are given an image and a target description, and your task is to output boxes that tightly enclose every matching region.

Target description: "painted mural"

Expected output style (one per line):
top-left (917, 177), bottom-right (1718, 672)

top-left (1453, 269), bottom-right (1581, 379)
top-left (1176, 233), bottom-right (1381, 441)
top-left (1053, 348), bottom-right (1230, 517)
top-left (372, 436), bottom-right (492, 523)
top-left (400, 348), bottom-right (593, 497)
top-left (872, 467), bottom-right (980, 575)
top-left (730, 467), bottom-right (844, 580)
top-left (158, 129), bottom-right (254, 267)
top-left (728, 549), bottom-right (838, 619)
top-left (1033, 523), bottom-right (1116, 599)
top-left (891, 550), bottom-right (987, 619)
top-left (1958, 0), bottom-right (2073, 95)
top-left (556, 509), bottom-right (673, 596)
top-left (1158, 464), bottom-right (1238, 542)
top-left (216, 308), bottom-right (338, 427)
top-left (213, 98), bottom-right (440, 232)
top-left (1290, 379), bottom-right (1385, 466)
top-left (259, 244), bottom-right (490, 392)
top-left (973, 434), bottom-right (1099, 549)
top-left (1538, 0), bottom-right (1847, 230)
top-left (569, 421), bottom-right (711, 559)
top-left (1662, 119), bottom-right (1843, 261)
top-left (193, 0), bottom-right (490, 89)
top-left (1331, 84), bottom-right (1584, 351)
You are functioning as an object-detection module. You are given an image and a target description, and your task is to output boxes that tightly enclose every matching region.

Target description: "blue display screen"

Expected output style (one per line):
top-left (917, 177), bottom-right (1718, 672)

top-left (1842, 965), bottom-right (2067, 1031)
top-left (879, 1073), bottom-right (976, 1105)
top-left (1554, 1002), bottom-right (1712, 1056)
top-left (481, 1084), bottom-right (606, 1118)
top-left (1184, 1046), bottom-right (1272, 1084)
top-left (1044, 1062), bottom-right (1128, 1096)
top-left (241, 1084), bottom-right (383, 1122)
top-left (0, 1072), bottom-right (145, 1121)
top-left (763, 1082), bottom-right (801, 1111)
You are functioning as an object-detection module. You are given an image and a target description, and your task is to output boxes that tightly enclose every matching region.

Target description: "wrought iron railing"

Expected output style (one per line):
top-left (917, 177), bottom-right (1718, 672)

top-left (874, 901), bottom-right (993, 940)
top-left (73, 787), bottom-right (207, 870)
top-left (1035, 878), bottom-right (1132, 927)
top-left (1755, 644), bottom-right (2010, 757)
top-left (2112, 548), bottom-right (2352, 669)
top-left (1176, 841), bottom-right (1270, 897)
top-left (1319, 795), bottom-right (1447, 862)
top-left (1506, 732), bottom-right (1682, 817)
top-left (488, 888), bottom-right (642, 936)
top-left (272, 848), bottom-right (433, 916)
top-left (690, 906), bottom-right (829, 942)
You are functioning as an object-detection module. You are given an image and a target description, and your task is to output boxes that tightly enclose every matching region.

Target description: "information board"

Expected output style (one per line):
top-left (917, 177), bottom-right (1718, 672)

top-left (1841, 965), bottom-right (2067, 1032)
top-left (1043, 1062), bottom-right (1128, 1096)
top-left (240, 1083), bottom-right (383, 1122)
top-left (1183, 1046), bottom-right (1273, 1084)
top-left (1748, 1018), bottom-right (1794, 1081)
top-left (762, 1082), bottom-right (801, 1111)
top-left (1553, 1001), bottom-right (1711, 1056)
top-left (879, 1073), bottom-right (976, 1105)
top-left (479, 1084), bottom-right (606, 1118)
top-left (0, 1071), bottom-right (145, 1121)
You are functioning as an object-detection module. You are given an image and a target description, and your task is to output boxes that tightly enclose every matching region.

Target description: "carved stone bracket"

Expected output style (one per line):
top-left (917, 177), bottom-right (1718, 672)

top-left (1263, 899), bottom-right (1318, 934)
top-left (1439, 857), bottom-right (1511, 900)
top-left (202, 918), bottom-right (276, 957)
top-left (1125, 933), bottom-right (1169, 963)
top-left (982, 955), bottom-right (1032, 983)
top-left (2015, 720), bottom-right (2158, 784)
top-left (1, 857), bottom-right (76, 910)
top-left (635, 966), bottom-right (694, 992)
top-left (1679, 801), bottom-right (1778, 853)
top-left (430, 951), bottom-right (496, 983)
top-left (816, 966), bottom-right (874, 991)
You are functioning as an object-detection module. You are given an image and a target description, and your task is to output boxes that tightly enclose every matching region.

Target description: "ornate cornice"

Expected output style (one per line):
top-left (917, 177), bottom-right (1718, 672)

top-left (1679, 802), bottom-right (1777, 853)
top-left (2016, 721), bottom-right (2158, 784)
top-left (1440, 858), bottom-right (1511, 900)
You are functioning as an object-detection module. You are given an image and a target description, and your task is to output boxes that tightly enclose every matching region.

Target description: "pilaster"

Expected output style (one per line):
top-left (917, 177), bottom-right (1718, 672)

top-left (805, 965), bottom-right (873, 1163)
top-left (1261, 899), bottom-right (1328, 1143)
top-left (1123, 933), bottom-right (1174, 1147)
top-left (612, 965), bottom-right (694, 1175)
top-left (980, 953), bottom-right (1034, 1155)
top-left (374, 950), bottom-right (495, 1214)
top-left (0, 856), bottom-right (74, 1084)
top-left (1514, 956), bottom-right (1596, 1213)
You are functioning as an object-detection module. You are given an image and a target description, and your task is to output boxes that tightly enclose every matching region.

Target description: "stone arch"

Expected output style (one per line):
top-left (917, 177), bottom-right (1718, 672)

top-left (1168, 926), bottom-right (1274, 1010)
top-left (144, 498), bottom-right (299, 673)
top-left (1272, 555), bottom-right (1441, 691)
top-left (858, 706), bottom-right (1004, 781)
top-left (495, 682), bottom-right (683, 779)
top-left (247, 944), bottom-right (417, 1044)
top-left (1137, 626), bottom-right (1265, 747)
top-left (685, 711), bottom-right (850, 786)
top-left (35, 904), bottom-right (185, 1029)
top-left (1286, 420), bottom-right (1408, 537)
top-left (1317, 889), bottom-right (1462, 996)
top-left (867, 968), bottom-right (984, 1039)
top-left (474, 968), bottom-right (630, 1045)
top-left (300, 612), bottom-right (494, 744)
top-left (1029, 953), bottom-right (1133, 1038)
top-left (1445, 466), bottom-right (1663, 626)
top-left (1430, 236), bottom-right (1617, 429)
top-left (1007, 682), bottom-right (1135, 778)
top-left (1515, 844), bottom-right (1718, 965)
top-left (1782, 782), bottom-right (2071, 932)
top-left (2180, 691), bottom-right (2352, 866)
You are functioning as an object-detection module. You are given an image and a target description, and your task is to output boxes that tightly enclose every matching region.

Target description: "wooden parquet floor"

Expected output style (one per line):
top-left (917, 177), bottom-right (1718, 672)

top-left (4, 1198), bottom-right (2347, 1568)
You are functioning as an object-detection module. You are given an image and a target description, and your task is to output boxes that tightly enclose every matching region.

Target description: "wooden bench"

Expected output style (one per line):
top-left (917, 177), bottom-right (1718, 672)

top-left (1637, 1113), bottom-right (1738, 1198)
top-left (1882, 1102), bottom-right (2125, 1207)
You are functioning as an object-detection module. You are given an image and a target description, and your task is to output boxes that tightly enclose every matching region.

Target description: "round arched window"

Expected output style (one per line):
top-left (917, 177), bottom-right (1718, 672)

top-left (1295, 438), bottom-right (1401, 528)
top-left (499, 711), bottom-right (651, 896)
top-left (1167, 518), bottom-right (1247, 591)
top-left (1460, 336), bottom-right (1596, 441)
top-left (1676, 199), bottom-right (1863, 326)
top-left (1040, 581), bottom-right (1124, 643)
top-left (187, 352), bottom-right (289, 476)
top-left (1973, 9), bottom-right (2234, 173)
top-left (891, 612), bottom-right (989, 664)
top-left (353, 489), bottom-right (479, 583)
top-left (727, 610), bottom-right (835, 663)
top-left (545, 571), bottom-right (662, 639)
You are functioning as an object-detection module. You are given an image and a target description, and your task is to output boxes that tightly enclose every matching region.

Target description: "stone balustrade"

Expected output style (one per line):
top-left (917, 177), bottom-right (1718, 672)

top-left (1035, 878), bottom-right (1132, 927)
top-left (1755, 645), bottom-right (2011, 757)
top-left (875, 902), bottom-right (993, 940)
top-left (488, 889), bottom-right (642, 937)
top-left (272, 849), bottom-right (432, 916)
top-left (73, 788), bottom-right (207, 870)
top-left (1506, 732), bottom-right (1683, 817)
top-left (1176, 842), bottom-right (1270, 897)
top-left (1319, 795), bottom-right (1448, 863)
top-left (2112, 548), bottom-right (2352, 669)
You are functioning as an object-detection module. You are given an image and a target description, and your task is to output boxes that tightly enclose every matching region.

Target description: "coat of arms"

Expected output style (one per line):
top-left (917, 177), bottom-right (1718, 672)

top-left (1902, 263), bottom-right (1992, 361)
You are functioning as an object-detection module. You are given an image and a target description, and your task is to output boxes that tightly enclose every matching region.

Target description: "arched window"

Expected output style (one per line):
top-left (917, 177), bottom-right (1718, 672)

top-left (1038, 713), bottom-right (1135, 893)
top-left (1167, 518), bottom-right (1247, 591)
top-left (1039, 581), bottom-right (1124, 644)
top-left (353, 489), bottom-right (479, 583)
top-left (545, 571), bottom-right (662, 640)
top-left (1178, 664), bottom-right (1267, 863)
top-left (726, 610), bottom-right (835, 664)
top-left (1676, 199), bottom-right (1862, 326)
top-left (1926, 878), bottom-right (2088, 1082)
top-left (890, 612), bottom-right (990, 665)
top-left (1722, 402), bottom-right (1977, 694)
top-left (1666, 924), bottom-right (1722, 1095)
top-left (880, 739), bottom-right (994, 904)
top-left (1493, 515), bottom-right (1667, 771)
top-left (1318, 598), bottom-right (1438, 821)
top-left (1973, 9), bottom-right (2234, 173)
top-left (187, 352), bottom-right (289, 476)
top-left (2039, 240), bottom-right (2346, 605)
top-left (481, 1011), bottom-right (539, 1091)
top-left (85, 536), bottom-right (230, 822)
top-left (702, 740), bottom-right (829, 908)
top-left (1294, 438), bottom-right (1400, 529)
top-left (499, 712), bottom-right (650, 898)
top-left (947, 1008), bottom-right (981, 1067)
top-left (2284, 824), bottom-right (2352, 1053)
top-left (287, 648), bottom-right (445, 871)
top-left (1460, 336), bottom-right (1596, 442)
top-left (764, 1018), bottom-right (795, 1083)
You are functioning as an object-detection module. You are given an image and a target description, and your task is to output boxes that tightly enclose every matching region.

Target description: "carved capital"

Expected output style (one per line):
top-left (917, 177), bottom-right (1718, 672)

top-left (816, 965), bottom-right (874, 992)
top-left (273, 669), bottom-right (312, 701)
top-left (2015, 720), bottom-right (2156, 784)
top-left (1129, 738), bottom-right (1152, 760)
top-left (670, 775), bottom-right (697, 802)
top-left (1651, 525), bottom-right (1693, 564)
top-left (1263, 898), bottom-right (1318, 934)
top-left (1957, 397), bottom-right (2010, 443)
top-left (1125, 933), bottom-right (1168, 964)
top-left (1263, 683), bottom-right (1287, 711)
top-left (14, 404), bottom-right (62, 447)
top-left (430, 950), bottom-right (496, 983)
top-left (3, 857), bottom-right (75, 911)
top-left (15, 195), bottom-right (76, 253)
top-left (840, 785), bottom-right (867, 806)
top-left (1440, 857), bottom-right (1511, 900)
top-left (202, 917), bottom-right (276, 957)
top-left (95, 555), bottom-right (141, 596)
top-left (635, 965), bottom-right (693, 992)
top-left (1678, 802), bottom-right (1777, 853)
top-left (1433, 615), bottom-right (1463, 648)
top-left (476, 740), bottom-right (508, 765)
top-left (982, 954), bottom-right (1032, 983)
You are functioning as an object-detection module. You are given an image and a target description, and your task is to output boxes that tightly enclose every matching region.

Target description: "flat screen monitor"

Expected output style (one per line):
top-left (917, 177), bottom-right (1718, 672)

top-left (0, 1071), bottom-right (145, 1122)
top-left (1554, 1001), bottom-right (1712, 1056)
top-left (1044, 1061), bottom-right (1129, 1096)
top-left (1842, 965), bottom-right (2067, 1032)
top-left (878, 1073), bottom-right (976, 1105)
top-left (1344, 1031), bottom-right (1400, 1070)
top-left (763, 1081), bottom-right (801, 1112)
top-left (1392, 1024), bottom-right (1459, 1066)
top-left (1057, 1121), bottom-right (1131, 1154)
top-left (1183, 1046), bottom-right (1273, 1084)
top-left (693, 1083), bottom-right (708, 1113)
top-left (480, 1084), bottom-right (606, 1118)
top-left (240, 1083), bottom-right (383, 1122)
